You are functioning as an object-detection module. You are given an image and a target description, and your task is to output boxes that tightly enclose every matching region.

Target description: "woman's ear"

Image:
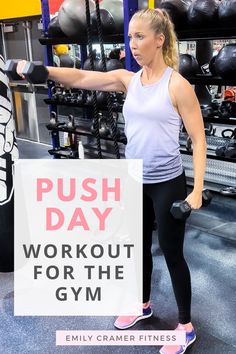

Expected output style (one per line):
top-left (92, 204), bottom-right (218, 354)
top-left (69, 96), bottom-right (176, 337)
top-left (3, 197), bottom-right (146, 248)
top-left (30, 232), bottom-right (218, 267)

top-left (157, 33), bottom-right (165, 48)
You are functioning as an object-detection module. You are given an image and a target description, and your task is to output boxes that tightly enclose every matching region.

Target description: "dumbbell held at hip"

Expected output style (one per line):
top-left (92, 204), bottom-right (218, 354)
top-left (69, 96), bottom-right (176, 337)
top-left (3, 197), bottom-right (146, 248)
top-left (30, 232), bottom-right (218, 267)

top-left (5, 59), bottom-right (49, 84)
top-left (170, 189), bottom-right (212, 220)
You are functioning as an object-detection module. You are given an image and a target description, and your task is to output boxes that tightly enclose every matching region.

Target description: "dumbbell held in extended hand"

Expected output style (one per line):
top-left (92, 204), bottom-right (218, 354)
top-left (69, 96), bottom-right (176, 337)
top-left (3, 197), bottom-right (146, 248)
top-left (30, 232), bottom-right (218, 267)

top-left (5, 60), bottom-right (49, 84)
top-left (170, 189), bottom-right (213, 220)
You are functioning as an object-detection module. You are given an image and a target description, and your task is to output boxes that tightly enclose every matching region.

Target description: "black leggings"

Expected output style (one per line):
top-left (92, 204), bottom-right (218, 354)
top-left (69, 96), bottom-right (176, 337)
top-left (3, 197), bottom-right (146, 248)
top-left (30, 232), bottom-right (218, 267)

top-left (143, 171), bottom-right (191, 324)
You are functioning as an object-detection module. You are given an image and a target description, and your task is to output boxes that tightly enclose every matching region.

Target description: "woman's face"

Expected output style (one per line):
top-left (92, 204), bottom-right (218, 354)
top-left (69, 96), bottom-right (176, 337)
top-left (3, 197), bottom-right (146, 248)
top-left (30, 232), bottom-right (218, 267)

top-left (128, 18), bottom-right (164, 66)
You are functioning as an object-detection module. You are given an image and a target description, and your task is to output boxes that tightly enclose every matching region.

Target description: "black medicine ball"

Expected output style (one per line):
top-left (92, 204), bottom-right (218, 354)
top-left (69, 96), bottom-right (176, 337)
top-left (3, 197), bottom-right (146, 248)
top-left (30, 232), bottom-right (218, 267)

top-left (214, 44), bottom-right (236, 79)
top-left (91, 9), bottom-right (116, 35)
top-left (58, 0), bottom-right (95, 38)
top-left (160, 0), bottom-right (192, 29)
top-left (91, 0), bottom-right (124, 35)
top-left (187, 0), bottom-right (219, 28)
top-left (83, 58), bottom-right (104, 72)
top-left (218, 0), bottom-right (236, 27)
top-left (179, 54), bottom-right (200, 77)
top-left (59, 54), bottom-right (74, 68)
top-left (48, 16), bottom-right (66, 38)
top-left (106, 59), bottom-right (124, 71)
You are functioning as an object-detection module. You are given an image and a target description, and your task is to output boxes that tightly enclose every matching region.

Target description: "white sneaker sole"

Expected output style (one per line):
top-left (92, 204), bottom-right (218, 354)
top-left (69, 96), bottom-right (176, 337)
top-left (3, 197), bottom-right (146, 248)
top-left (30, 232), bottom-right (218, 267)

top-left (159, 333), bottom-right (196, 354)
top-left (114, 310), bottom-right (153, 330)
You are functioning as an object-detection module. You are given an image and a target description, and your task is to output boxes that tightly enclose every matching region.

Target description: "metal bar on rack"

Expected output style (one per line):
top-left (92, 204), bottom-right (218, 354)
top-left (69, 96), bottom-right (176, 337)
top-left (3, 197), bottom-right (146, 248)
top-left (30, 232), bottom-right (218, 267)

top-left (123, 0), bottom-right (139, 72)
top-left (40, 0), bottom-right (59, 151)
top-left (80, 44), bottom-right (87, 67)
top-left (23, 20), bottom-right (40, 142)
top-left (1, 24), bottom-right (8, 59)
top-left (40, 0), bottom-right (53, 66)
top-left (24, 21), bottom-right (33, 61)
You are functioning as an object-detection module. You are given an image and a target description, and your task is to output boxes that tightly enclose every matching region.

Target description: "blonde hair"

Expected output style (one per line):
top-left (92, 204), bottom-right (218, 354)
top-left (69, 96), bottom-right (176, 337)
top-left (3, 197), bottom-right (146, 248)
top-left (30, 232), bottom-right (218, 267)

top-left (131, 8), bottom-right (179, 70)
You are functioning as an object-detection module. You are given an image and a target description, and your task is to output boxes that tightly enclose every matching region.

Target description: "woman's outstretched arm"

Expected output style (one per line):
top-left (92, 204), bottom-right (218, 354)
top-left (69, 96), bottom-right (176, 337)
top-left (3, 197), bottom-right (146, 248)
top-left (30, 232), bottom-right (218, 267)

top-left (16, 60), bottom-right (133, 92)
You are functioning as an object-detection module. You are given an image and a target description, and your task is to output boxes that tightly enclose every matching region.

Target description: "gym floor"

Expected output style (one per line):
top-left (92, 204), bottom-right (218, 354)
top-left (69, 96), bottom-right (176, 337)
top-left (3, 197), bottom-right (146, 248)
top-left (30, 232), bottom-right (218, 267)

top-left (0, 139), bottom-right (236, 354)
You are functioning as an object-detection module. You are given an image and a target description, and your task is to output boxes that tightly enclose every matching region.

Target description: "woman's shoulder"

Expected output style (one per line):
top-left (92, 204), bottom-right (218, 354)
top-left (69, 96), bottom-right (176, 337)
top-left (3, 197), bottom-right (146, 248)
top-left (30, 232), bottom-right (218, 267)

top-left (169, 69), bottom-right (196, 104)
top-left (170, 70), bottom-right (193, 90)
top-left (120, 69), bottom-right (136, 81)
top-left (113, 69), bottom-right (135, 92)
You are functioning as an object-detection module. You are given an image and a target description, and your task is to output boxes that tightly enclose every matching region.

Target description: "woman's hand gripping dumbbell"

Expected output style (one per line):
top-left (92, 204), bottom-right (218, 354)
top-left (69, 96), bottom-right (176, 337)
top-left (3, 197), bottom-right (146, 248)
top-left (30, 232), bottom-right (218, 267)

top-left (170, 189), bottom-right (213, 220)
top-left (4, 59), bottom-right (49, 84)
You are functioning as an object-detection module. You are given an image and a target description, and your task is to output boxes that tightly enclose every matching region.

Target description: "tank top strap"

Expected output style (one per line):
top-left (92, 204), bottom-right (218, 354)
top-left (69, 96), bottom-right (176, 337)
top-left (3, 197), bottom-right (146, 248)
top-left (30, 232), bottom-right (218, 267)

top-left (162, 66), bottom-right (174, 84)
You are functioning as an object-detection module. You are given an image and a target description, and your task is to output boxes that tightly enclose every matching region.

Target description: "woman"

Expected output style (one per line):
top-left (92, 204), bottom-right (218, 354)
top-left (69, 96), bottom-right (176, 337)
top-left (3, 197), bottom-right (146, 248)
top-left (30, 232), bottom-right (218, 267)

top-left (17, 8), bottom-right (206, 354)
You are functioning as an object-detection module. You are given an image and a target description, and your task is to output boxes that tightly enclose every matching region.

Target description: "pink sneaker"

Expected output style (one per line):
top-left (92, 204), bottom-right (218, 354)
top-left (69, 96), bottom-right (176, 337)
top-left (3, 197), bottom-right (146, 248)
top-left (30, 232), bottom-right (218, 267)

top-left (159, 323), bottom-right (196, 354)
top-left (114, 302), bottom-right (153, 329)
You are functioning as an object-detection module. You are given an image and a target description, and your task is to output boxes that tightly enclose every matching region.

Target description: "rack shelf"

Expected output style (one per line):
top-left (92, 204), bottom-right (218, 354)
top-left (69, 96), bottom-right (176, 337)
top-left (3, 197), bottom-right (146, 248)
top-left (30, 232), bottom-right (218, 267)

top-left (48, 145), bottom-right (118, 159)
top-left (44, 98), bottom-right (123, 112)
top-left (177, 26), bottom-right (236, 41)
top-left (39, 27), bottom-right (236, 45)
top-left (202, 117), bottom-right (236, 125)
top-left (48, 147), bottom-right (78, 159)
top-left (39, 34), bottom-right (124, 45)
top-left (44, 103), bottom-right (236, 125)
top-left (187, 74), bottom-right (236, 86)
top-left (46, 125), bottom-right (127, 144)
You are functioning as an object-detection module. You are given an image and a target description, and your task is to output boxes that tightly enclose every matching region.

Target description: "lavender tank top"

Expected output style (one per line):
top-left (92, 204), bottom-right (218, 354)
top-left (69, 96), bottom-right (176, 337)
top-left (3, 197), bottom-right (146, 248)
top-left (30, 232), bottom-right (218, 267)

top-left (123, 66), bottom-right (183, 183)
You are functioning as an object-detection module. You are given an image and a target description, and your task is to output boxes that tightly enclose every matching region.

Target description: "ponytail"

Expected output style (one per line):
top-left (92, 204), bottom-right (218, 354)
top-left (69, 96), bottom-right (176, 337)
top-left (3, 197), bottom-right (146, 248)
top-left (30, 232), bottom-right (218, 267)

top-left (161, 10), bottom-right (179, 71)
